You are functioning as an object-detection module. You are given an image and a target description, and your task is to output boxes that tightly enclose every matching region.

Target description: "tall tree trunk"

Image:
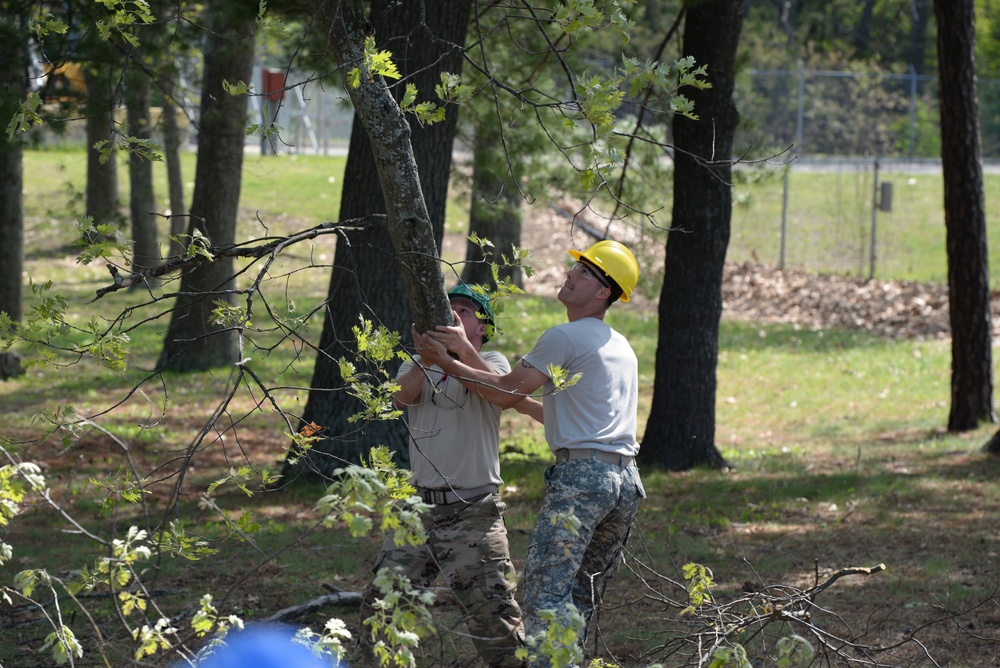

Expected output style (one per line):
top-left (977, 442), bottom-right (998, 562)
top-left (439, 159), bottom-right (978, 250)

top-left (149, 0), bottom-right (188, 261)
top-left (156, 4), bottom-right (256, 372)
top-left (639, 0), bottom-right (743, 471)
top-left (934, 0), bottom-right (995, 433)
top-left (852, 0), bottom-right (877, 58)
top-left (0, 12), bottom-right (26, 325)
top-left (461, 123), bottom-right (523, 289)
top-left (284, 0), bottom-right (472, 480)
top-left (162, 97), bottom-right (189, 259)
top-left (125, 61), bottom-right (160, 279)
top-left (83, 43), bottom-right (119, 231)
top-left (908, 0), bottom-right (933, 74)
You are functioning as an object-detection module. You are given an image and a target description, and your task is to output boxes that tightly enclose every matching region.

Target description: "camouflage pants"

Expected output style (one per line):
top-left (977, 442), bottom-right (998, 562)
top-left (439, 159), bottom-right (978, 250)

top-left (359, 492), bottom-right (524, 668)
top-left (521, 459), bottom-right (645, 666)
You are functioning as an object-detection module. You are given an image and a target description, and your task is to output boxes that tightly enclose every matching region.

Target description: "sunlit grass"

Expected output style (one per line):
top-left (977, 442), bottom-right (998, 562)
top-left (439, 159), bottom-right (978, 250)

top-left (729, 165), bottom-right (1000, 287)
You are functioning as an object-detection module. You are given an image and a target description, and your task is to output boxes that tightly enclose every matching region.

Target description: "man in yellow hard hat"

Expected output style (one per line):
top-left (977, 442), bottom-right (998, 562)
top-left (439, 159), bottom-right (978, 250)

top-left (414, 240), bottom-right (644, 667)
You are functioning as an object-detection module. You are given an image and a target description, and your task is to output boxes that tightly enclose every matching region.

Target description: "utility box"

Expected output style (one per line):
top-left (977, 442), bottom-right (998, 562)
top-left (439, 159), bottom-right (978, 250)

top-left (261, 68), bottom-right (286, 103)
top-left (879, 181), bottom-right (893, 212)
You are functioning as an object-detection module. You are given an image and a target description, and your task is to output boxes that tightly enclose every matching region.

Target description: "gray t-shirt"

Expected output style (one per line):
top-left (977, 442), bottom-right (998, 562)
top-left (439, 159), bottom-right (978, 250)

top-left (521, 317), bottom-right (639, 456)
top-left (397, 350), bottom-right (511, 489)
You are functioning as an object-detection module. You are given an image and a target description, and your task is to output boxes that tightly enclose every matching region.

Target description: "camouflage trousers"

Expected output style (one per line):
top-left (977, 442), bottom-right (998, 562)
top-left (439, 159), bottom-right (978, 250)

top-left (521, 459), bottom-right (645, 667)
top-left (359, 492), bottom-right (524, 668)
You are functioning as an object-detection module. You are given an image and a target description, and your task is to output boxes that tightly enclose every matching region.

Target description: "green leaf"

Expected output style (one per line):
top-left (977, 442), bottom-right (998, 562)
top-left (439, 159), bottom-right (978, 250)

top-left (367, 41), bottom-right (401, 80)
top-left (222, 79), bottom-right (252, 96)
top-left (88, 331), bottom-right (131, 371)
top-left (40, 626), bottom-right (83, 665)
top-left (5, 92), bottom-right (44, 140)
top-left (401, 84), bottom-right (418, 109)
top-left (28, 13), bottom-right (69, 40)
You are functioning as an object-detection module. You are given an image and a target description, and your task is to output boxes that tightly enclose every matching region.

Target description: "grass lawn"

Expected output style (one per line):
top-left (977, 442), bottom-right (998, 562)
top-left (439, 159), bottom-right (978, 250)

top-left (1, 147), bottom-right (999, 666)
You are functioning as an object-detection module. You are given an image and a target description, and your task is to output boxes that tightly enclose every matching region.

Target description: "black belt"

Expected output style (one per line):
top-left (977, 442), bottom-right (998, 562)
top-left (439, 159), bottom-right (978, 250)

top-left (418, 484), bottom-right (499, 506)
top-left (555, 448), bottom-right (636, 468)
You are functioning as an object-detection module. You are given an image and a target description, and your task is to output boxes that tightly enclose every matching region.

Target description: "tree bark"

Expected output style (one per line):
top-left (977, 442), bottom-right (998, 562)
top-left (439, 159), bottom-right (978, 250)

top-left (0, 12), bottom-right (26, 324)
top-left (156, 4), bottom-right (256, 372)
top-left (852, 0), bottom-right (877, 58)
top-left (461, 123), bottom-right (524, 289)
top-left (125, 61), bottom-right (160, 279)
top-left (639, 0), bottom-right (743, 471)
top-left (83, 43), bottom-right (120, 230)
top-left (934, 0), bottom-right (995, 433)
top-left (285, 0), bottom-right (472, 479)
top-left (908, 0), bottom-right (933, 74)
top-left (149, 0), bottom-right (188, 260)
top-left (162, 97), bottom-right (189, 259)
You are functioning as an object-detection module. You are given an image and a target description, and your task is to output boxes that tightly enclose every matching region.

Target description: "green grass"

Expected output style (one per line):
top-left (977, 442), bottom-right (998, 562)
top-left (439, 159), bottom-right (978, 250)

top-left (4, 147), bottom-right (1000, 666)
top-left (22, 147), bottom-right (348, 231)
top-left (729, 165), bottom-right (1000, 286)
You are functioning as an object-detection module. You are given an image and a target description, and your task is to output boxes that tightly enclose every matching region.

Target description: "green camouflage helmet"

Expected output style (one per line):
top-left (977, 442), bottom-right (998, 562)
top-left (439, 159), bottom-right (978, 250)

top-left (447, 284), bottom-right (495, 342)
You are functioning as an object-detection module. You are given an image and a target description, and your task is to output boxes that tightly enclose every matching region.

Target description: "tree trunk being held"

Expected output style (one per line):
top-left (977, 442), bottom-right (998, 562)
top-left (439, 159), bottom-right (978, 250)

top-left (640, 0), bottom-right (743, 471)
top-left (286, 0), bottom-right (471, 479)
top-left (934, 0), bottom-right (995, 433)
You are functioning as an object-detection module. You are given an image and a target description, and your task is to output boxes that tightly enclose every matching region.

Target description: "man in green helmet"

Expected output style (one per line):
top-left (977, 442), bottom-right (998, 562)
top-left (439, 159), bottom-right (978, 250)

top-left (415, 241), bottom-right (645, 667)
top-left (359, 284), bottom-right (540, 668)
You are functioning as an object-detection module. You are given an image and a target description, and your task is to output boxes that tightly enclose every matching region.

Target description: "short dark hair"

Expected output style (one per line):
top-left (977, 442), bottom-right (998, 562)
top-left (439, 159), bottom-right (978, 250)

top-left (580, 258), bottom-right (622, 306)
top-left (605, 280), bottom-right (624, 306)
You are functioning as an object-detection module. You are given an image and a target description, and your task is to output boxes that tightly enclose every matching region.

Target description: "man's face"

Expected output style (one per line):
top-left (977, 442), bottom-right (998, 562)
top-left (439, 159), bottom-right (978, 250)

top-left (558, 260), bottom-right (609, 307)
top-left (450, 297), bottom-right (486, 342)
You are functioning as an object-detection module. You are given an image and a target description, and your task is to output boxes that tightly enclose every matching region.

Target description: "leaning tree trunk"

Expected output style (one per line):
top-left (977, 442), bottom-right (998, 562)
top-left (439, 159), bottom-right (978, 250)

top-left (125, 62), bottom-right (160, 280)
top-left (639, 0), bottom-right (742, 471)
top-left (156, 4), bottom-right (256, 372)
top-left (461, 123), bottom-right (524, 289)
top-left (284, 0), bottom-right (472, 480)
top-left (934, 0), bottom-right (994, 434)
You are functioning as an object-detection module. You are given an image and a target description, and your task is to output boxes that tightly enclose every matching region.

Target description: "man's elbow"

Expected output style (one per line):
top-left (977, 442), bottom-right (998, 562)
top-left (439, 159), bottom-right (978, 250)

top-left (495, 394), bottom-right (523, 410)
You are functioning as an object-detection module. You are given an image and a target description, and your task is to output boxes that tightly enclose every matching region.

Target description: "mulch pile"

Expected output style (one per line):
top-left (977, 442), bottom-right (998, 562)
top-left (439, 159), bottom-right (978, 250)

top-left (723, 261), bottom-right (1000, 340)
top-left (521, 202), bottom-right (997, 341)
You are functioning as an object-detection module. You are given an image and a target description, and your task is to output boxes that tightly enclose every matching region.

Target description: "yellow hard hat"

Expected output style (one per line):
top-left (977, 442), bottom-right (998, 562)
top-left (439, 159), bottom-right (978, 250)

top-left (568, 240), bottom-right (639, 302)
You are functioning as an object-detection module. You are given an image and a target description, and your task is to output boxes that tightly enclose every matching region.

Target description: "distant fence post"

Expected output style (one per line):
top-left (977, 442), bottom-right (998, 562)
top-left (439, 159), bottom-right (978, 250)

top-left (780, 162), bottom-right (789, 270)
top-left (908, 64), bottom-right (918, 160)
top-left (796, 60), bottom-right (805, 150)
top-left (869, 158), bottom-right (879, 280)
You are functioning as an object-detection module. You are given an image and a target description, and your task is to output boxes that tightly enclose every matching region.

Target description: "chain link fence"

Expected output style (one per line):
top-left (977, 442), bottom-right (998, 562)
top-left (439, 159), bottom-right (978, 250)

top-left (727, 66), bottom-right (1000, 282)
top-left (33, 61), bottom-right (997, 284)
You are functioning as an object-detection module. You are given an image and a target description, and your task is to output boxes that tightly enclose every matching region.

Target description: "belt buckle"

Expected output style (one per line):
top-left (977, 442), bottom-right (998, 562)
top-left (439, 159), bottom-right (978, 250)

top-left (424, 489), bottom-right (449, 505)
